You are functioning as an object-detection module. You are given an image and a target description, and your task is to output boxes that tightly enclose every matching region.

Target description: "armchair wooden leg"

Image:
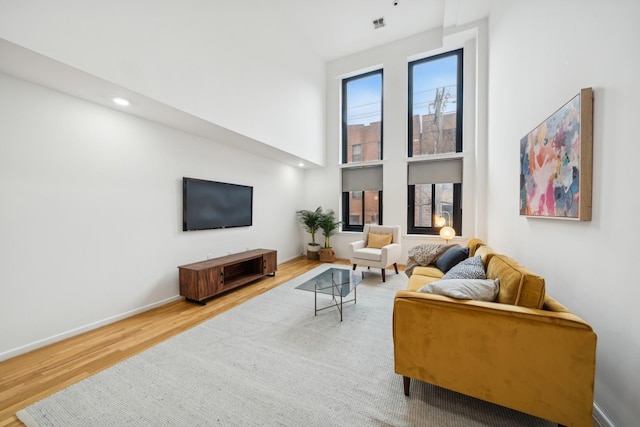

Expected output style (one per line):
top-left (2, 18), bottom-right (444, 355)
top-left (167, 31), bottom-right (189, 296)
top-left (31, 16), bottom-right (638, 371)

top-left (393, 263), bottom-right (398, 274)
top-left (403, 376), bottom-right (411, 396)
top-left (382, 269), bottom-right (386, 282)
top-left (352, 264), bottom-right (357, 270)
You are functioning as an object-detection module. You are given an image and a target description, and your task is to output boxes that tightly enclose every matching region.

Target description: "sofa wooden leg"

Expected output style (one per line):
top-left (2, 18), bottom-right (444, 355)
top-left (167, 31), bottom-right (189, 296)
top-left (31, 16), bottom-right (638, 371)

top-left (382, 269), bottom-right (386, 282)
top-left (393, 263), bottom-right (398, 274)
top-left (352, 264), bottom-right (356, 270)
top-left (403, 376), bottom-right (410, 396)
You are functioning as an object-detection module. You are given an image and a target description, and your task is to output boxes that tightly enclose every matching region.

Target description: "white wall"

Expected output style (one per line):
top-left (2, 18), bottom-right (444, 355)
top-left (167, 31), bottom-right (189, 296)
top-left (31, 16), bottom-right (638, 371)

top-left (304, 25), bottom-right (488, 261)
top-left (0, 74), bottom-right (305, 360)
top-left (0, 0), bottom-right (326, 165)
top-left (487, 1), bottom-right (640, 426)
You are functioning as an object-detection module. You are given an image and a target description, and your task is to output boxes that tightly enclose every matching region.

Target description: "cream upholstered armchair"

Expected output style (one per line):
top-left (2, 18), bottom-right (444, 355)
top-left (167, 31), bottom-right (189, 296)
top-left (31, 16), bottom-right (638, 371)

top-left (349, 224), bottom-right (402, 282)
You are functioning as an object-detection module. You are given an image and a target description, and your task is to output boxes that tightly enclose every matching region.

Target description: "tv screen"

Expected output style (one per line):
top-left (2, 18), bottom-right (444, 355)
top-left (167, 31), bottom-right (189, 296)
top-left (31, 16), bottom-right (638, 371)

top-left (183, 177), bottom-right (253, 231)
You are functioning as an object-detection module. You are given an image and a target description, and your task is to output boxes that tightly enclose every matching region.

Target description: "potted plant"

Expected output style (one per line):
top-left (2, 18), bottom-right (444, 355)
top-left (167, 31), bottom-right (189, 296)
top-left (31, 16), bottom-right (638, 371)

top-left (318, 209), bottom-right (341, 263)
top-left (296, 207), bottom-right (323, 260)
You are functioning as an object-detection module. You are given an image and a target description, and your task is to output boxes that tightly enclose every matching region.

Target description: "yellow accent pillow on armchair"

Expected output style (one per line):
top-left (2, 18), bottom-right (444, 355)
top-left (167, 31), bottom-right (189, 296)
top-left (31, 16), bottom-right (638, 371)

top-left (367, 233), bottom-right (392, 249)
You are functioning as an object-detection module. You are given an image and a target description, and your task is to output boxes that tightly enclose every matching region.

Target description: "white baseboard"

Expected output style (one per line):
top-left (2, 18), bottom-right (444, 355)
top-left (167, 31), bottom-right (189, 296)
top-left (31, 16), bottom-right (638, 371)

top-left (593, 401), bottom-right (615, 427)
top-left (278, 254), bottom-right (301, 263)
top-left (0, 295), bottom-right (182, 362)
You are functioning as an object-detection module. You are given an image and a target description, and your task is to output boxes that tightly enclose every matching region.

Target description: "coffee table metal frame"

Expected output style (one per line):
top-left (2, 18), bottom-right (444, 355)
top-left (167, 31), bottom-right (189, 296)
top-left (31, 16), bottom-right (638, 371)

top-left (296, 268), bottom-right (363, 321)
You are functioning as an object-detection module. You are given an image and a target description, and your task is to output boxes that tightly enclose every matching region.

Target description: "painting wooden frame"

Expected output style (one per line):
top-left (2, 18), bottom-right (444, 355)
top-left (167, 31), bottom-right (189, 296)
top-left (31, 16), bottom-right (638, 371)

top-left (519, 87), bottom-right (593, 221)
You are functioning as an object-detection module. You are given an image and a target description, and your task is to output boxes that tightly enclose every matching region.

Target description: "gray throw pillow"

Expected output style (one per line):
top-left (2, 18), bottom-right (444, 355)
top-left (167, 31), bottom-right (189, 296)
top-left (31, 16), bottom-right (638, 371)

top-left (418, 278), bottom-right (500, 301)
top-left (442, 255), bottom-right (486, 280)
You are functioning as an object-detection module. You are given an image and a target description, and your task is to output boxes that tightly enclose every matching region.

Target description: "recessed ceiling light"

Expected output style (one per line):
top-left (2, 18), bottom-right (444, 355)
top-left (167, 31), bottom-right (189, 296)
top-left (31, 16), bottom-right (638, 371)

top-left (113, 97), bottom-right (130, 106)
top-left (298, 163), bottom-right (305, 168)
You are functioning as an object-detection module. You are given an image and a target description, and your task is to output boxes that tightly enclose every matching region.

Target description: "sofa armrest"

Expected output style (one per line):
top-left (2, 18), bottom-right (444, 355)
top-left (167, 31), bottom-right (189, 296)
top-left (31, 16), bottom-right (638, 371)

top-left (412, 266), bottom-right (445, 277)
top-left (392, 291), bottom-right (596, 426)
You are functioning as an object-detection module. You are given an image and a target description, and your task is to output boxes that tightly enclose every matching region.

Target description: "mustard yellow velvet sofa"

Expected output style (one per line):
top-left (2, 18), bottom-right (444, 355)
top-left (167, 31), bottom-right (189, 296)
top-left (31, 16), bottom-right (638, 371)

top-left (393, 239), bottom-right (597, 427)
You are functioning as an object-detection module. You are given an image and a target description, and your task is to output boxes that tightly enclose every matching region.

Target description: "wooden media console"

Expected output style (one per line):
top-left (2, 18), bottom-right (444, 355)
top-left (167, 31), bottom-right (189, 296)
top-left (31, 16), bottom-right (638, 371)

top-left (178, 249), bottom-right (277, 304)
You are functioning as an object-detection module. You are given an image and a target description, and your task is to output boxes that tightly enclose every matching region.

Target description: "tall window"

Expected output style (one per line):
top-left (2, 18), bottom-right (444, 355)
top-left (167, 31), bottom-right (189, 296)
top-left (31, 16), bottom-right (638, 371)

top-left (342, 70), bottom-right (383, 164)
top-left (409, 50), bottom-right (462, 156)
top-left (342, 70), bottom-right (383, 231)
top-left (408, 50), bottom-right (463, 235)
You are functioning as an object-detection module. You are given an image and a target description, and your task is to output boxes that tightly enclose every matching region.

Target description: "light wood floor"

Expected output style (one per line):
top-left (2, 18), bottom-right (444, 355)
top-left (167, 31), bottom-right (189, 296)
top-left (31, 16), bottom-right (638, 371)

top-left (0, 256), bottom-right (343, 427)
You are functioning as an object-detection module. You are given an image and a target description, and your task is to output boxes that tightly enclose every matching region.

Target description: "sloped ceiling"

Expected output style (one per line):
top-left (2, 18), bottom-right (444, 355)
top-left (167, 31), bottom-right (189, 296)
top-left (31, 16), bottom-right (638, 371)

top-left (0, 0), bottom-right (493, 167)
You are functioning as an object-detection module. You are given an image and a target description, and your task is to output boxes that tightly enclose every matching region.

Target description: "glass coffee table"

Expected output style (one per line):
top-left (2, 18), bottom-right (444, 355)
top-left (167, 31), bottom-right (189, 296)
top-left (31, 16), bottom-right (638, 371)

top-left (295, 268), bottom-right (363, 321)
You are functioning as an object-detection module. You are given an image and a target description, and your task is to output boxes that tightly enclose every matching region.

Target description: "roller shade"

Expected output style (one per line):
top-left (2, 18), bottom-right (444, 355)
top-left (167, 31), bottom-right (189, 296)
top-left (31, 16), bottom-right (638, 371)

top-left (342, 165), bottom-right (383, 192)
top-left (408, 159), bottom-right (462, 185)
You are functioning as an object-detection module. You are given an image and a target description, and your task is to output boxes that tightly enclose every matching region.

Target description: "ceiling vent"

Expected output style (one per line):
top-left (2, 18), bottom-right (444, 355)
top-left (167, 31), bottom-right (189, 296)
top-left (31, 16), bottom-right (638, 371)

top-left (373, 17), bottom-right (385, 29)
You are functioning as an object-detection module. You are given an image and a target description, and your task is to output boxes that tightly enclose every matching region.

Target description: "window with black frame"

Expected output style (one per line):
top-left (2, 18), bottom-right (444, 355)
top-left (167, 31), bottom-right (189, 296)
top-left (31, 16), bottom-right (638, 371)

top-left (407, 159), bottom-right (462, 235)
top-left (341, 69), bottom-right (383, 231)
top-left (341, 166), bottom-right (383, 232)
top-left (408, 49), bottom-right (463, 235)
top-left (342, 70), bottom-right (383, 164)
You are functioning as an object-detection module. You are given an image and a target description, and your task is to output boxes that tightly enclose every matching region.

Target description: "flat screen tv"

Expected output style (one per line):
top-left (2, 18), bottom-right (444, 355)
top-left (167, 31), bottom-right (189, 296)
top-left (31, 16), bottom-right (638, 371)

top-left (182, 177), bottom-right (253, 231)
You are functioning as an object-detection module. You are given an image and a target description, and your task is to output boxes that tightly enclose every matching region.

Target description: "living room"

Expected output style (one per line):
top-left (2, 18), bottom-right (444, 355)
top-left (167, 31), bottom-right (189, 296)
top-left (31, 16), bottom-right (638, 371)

top-left (0, 1), bottom-right (638, 426)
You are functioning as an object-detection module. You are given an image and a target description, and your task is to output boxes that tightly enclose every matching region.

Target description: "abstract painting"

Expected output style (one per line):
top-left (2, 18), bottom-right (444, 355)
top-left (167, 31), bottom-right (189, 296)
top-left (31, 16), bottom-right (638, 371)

top-left (520, 88), bottom-right (593, 221)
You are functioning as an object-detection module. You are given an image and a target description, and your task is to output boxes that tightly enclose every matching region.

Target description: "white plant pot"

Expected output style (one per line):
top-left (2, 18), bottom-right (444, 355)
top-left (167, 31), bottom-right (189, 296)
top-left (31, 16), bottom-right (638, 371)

top-left (307, 243), bottom-right (320, 260)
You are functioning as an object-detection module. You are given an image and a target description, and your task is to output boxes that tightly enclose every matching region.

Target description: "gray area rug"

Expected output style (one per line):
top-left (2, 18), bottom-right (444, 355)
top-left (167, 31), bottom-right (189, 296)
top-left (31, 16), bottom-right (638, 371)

top-left (18, 265), bottom-right (554, 426)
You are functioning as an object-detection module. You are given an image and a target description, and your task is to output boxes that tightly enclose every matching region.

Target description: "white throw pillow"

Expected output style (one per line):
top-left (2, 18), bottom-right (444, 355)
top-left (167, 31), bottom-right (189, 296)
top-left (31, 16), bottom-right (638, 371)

top-left (418, 278), bottom-right (500, 301)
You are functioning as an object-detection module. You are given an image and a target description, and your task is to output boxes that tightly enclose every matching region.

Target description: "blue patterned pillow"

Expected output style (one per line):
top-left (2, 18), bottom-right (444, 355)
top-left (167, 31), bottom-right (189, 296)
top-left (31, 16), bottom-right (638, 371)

top-left (442, 255), bottom-right (486, 280)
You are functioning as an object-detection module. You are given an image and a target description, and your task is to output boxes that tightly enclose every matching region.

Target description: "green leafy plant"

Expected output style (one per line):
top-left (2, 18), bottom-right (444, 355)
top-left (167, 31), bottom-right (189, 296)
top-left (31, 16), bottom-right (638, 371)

top-left (319, 209), bottom-right (342, 248)
top-left (296, 207), bottom-right (323, 246)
